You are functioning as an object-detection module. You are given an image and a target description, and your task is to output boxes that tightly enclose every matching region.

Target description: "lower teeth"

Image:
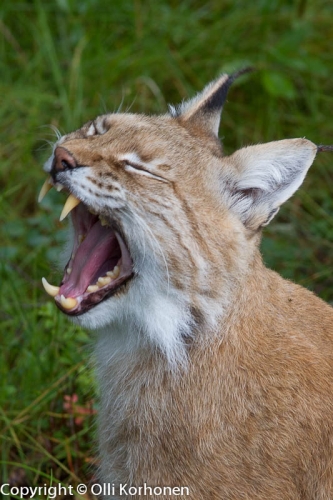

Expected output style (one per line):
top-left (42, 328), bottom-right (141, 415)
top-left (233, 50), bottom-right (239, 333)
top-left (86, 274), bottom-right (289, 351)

top-left (60, 295), bottom-right (78, 310)
top-left (85, 266), bottom-right (121, 294)
top-left (98, 276), bottom-right (111, 287)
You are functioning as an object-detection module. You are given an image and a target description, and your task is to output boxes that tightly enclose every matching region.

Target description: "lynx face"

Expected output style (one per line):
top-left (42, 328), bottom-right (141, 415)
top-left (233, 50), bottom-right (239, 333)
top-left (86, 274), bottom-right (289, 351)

top-left (40, 72), bottom-right (317, 362)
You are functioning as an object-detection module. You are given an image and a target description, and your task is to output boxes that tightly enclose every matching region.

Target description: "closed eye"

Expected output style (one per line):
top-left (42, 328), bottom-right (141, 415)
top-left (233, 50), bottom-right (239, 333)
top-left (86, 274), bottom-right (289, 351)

top-left (123, 160), bottom-right (169, 183)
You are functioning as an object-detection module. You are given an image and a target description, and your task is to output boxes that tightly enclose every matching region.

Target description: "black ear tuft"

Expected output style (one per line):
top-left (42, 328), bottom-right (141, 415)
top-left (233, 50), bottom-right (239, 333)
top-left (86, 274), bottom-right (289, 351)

top-left (203, 67), bottom-right (254, 116)
top-left (171, 67), bottom-right (254, 137)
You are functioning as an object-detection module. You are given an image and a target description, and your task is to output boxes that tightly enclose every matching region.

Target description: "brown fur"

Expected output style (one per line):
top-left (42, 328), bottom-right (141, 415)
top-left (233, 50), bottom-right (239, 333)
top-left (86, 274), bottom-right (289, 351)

top-left (97, 264), bottom-right (333, 499)
top-left (44, 73), bottom-right (333, 499)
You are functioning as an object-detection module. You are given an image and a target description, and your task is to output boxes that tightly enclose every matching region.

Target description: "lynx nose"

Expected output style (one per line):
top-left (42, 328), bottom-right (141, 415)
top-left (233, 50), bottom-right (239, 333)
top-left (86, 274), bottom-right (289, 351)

top-left (51, 147), bottom-right (77, 177)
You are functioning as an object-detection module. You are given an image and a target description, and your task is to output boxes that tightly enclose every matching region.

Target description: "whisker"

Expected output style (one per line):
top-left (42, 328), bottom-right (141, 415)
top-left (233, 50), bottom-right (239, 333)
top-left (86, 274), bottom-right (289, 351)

top-left (38, 124), bottom-right (63, 140)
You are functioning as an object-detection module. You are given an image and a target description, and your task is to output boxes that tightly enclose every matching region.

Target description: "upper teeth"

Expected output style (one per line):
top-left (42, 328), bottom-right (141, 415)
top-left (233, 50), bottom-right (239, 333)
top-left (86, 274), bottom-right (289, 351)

top-left (38, 177), bottom-right (81, 220)
top-left (60, 194), bottom-right (81, 221)
top-left (38, 177), bottom-right (65, 202)
top-left (38, 177), bottom-right (53, 202)
top-left (39, 176), bottom-right (110, 226)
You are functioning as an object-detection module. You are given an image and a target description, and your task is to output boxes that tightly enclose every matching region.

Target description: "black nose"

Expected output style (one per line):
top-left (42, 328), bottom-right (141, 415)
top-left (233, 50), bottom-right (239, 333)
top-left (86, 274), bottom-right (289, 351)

top-left (51, 147), bottom-right (77, 177)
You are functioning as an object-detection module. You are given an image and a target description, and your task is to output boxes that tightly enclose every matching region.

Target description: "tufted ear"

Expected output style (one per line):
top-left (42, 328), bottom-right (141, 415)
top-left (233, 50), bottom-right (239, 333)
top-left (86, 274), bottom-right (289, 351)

top-left (224, 139), bottom-right (317, 230)
top-left (169, 68), bottom-right (251, 137)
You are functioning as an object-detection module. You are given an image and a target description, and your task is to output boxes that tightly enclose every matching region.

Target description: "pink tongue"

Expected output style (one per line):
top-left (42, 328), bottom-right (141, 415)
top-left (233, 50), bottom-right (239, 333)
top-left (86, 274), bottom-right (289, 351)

top-left (60, 222), bottom-right (118, 298)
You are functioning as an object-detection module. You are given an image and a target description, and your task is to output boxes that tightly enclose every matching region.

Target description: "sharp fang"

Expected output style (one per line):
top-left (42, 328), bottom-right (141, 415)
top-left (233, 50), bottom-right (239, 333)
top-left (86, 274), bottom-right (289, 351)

top-left (42, 277), bottom-right (60, 297)
top-left (60, 295), bottom-right (78, 310)
top-left (38, 177), bottom-right (53, 203)
top-left (60, 194), bottom-right (81, 221)
top-left (86, 285), bottom-right (99, 293)
top-left (98, 276), bottom-right (112, 287)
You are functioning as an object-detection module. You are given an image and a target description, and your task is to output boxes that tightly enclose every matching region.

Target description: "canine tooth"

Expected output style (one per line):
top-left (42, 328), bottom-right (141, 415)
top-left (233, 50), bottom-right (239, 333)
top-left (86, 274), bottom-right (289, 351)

top-left (42, 277), bottom-right (60, 297)
top-left (67, 267), bottom-right (72, 274)
top-left (60, 194), bottom-right (81, 221)
top-left (38, 177), bottom-right (53, 202)
top-left (98, 276), bottom-right (111, 287)
top-left (86, 285), bottom-right (99, 293)
top-left (60, 295), bottom-right (78, 310)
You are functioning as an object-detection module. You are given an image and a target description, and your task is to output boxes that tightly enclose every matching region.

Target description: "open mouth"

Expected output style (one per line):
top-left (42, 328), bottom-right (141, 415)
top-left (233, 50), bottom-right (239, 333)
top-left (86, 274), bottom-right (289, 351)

top-left (39, 178), bottom-right (134, 316)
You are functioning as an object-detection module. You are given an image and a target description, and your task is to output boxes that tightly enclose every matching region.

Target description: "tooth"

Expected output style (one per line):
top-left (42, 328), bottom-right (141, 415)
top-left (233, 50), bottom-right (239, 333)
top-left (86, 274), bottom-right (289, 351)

top-left (60, 194), bottom-right (81, 221)
top-left (98, 276), bottom-right (111, 287)
top-left (99, 216), bottom-right (109, 226)
top-left (106, 266), bottom-right (120, 279)
top-left (67, 267), bottom-right (72, 274)
top-left (106, 266), bottom-right (120, 280)
top-left (86, 285), bottom-right (99, 293)
top-left (78, 234), bottom-right (85, 244)
top-left (42, 277), bottom-right (60, 297)
top-left (55, 183), bottom-right (64, 192)
top-left (38, 177), bottom-right (53, 203)
top-left (113, 266), bottom-right (120, 279)
top-left (60, 295), bottom-right (78, 310)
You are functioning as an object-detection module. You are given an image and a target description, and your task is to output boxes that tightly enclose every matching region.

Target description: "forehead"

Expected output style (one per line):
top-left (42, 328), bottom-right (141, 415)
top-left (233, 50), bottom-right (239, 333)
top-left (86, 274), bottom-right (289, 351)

top-left (59, 113), bottom-right (211, 159)
top-left (62, 113), bottom-right (180, 144)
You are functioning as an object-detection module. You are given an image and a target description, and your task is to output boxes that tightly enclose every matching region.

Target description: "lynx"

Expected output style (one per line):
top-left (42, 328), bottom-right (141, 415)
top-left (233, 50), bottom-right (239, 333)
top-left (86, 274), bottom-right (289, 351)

top-left (39, 70), bottom-right (333, 499)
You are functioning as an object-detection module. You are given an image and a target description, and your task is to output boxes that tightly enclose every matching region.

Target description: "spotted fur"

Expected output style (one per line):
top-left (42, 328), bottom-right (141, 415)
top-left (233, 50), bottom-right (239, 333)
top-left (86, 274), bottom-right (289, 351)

top-left (43, 72), bottom-right (333, 499)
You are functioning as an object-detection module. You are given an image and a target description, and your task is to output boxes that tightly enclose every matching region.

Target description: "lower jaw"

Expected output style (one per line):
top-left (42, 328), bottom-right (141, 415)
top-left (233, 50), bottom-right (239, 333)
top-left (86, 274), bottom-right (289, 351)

top-left (55, 273), bottom-right (134, 316)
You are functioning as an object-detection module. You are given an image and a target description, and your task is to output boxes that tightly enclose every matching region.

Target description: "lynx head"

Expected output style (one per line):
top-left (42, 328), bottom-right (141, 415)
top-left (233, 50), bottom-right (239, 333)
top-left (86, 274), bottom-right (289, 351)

top-left (39, 70), bottom-right (318, 363)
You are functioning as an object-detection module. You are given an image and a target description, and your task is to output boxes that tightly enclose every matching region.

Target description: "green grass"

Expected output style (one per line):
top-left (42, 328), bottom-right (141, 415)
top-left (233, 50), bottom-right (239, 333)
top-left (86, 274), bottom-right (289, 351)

top-left (1, 0), bottom-right (333, 495)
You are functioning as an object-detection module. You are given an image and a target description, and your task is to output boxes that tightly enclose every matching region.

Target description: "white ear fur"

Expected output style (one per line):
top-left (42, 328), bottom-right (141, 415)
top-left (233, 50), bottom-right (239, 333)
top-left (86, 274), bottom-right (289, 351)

top-left (225, 139), bottom-right (317, 230)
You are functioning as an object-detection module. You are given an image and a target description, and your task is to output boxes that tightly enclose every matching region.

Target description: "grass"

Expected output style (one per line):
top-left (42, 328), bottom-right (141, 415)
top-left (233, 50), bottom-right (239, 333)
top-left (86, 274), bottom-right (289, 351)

top-left (1, 0), bottom-right (333, 496)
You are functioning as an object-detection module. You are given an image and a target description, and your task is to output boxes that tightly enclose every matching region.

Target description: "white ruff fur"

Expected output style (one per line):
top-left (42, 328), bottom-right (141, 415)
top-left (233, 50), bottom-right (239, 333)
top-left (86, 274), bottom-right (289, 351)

top-left (73, 276), bottom-right (193, 368)
top-left (39, 70), bottom-right (333, 499)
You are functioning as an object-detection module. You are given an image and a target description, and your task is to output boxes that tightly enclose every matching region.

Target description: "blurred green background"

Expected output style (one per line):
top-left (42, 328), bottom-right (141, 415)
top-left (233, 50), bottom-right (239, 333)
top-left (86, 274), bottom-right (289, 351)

top-left (1, 0), bottom-right (333, 495)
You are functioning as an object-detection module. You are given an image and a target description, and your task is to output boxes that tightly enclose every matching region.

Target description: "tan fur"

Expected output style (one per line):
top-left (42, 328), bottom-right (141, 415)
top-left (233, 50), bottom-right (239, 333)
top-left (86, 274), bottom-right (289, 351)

top-left (44, 73), bottom-right (333, 499)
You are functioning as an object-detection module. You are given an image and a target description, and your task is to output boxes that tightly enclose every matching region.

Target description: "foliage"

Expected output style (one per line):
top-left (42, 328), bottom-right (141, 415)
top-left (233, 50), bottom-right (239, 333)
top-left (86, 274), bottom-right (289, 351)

top-left (1, 0), bottom-right (333, 495)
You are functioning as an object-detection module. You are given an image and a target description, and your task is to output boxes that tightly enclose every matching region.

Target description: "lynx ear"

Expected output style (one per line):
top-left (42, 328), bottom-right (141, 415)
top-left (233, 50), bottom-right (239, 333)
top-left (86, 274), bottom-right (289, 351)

top-left (170, 69), bottom-right (250, 137)
top-left (225, 139), bottom-right (317, 230)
